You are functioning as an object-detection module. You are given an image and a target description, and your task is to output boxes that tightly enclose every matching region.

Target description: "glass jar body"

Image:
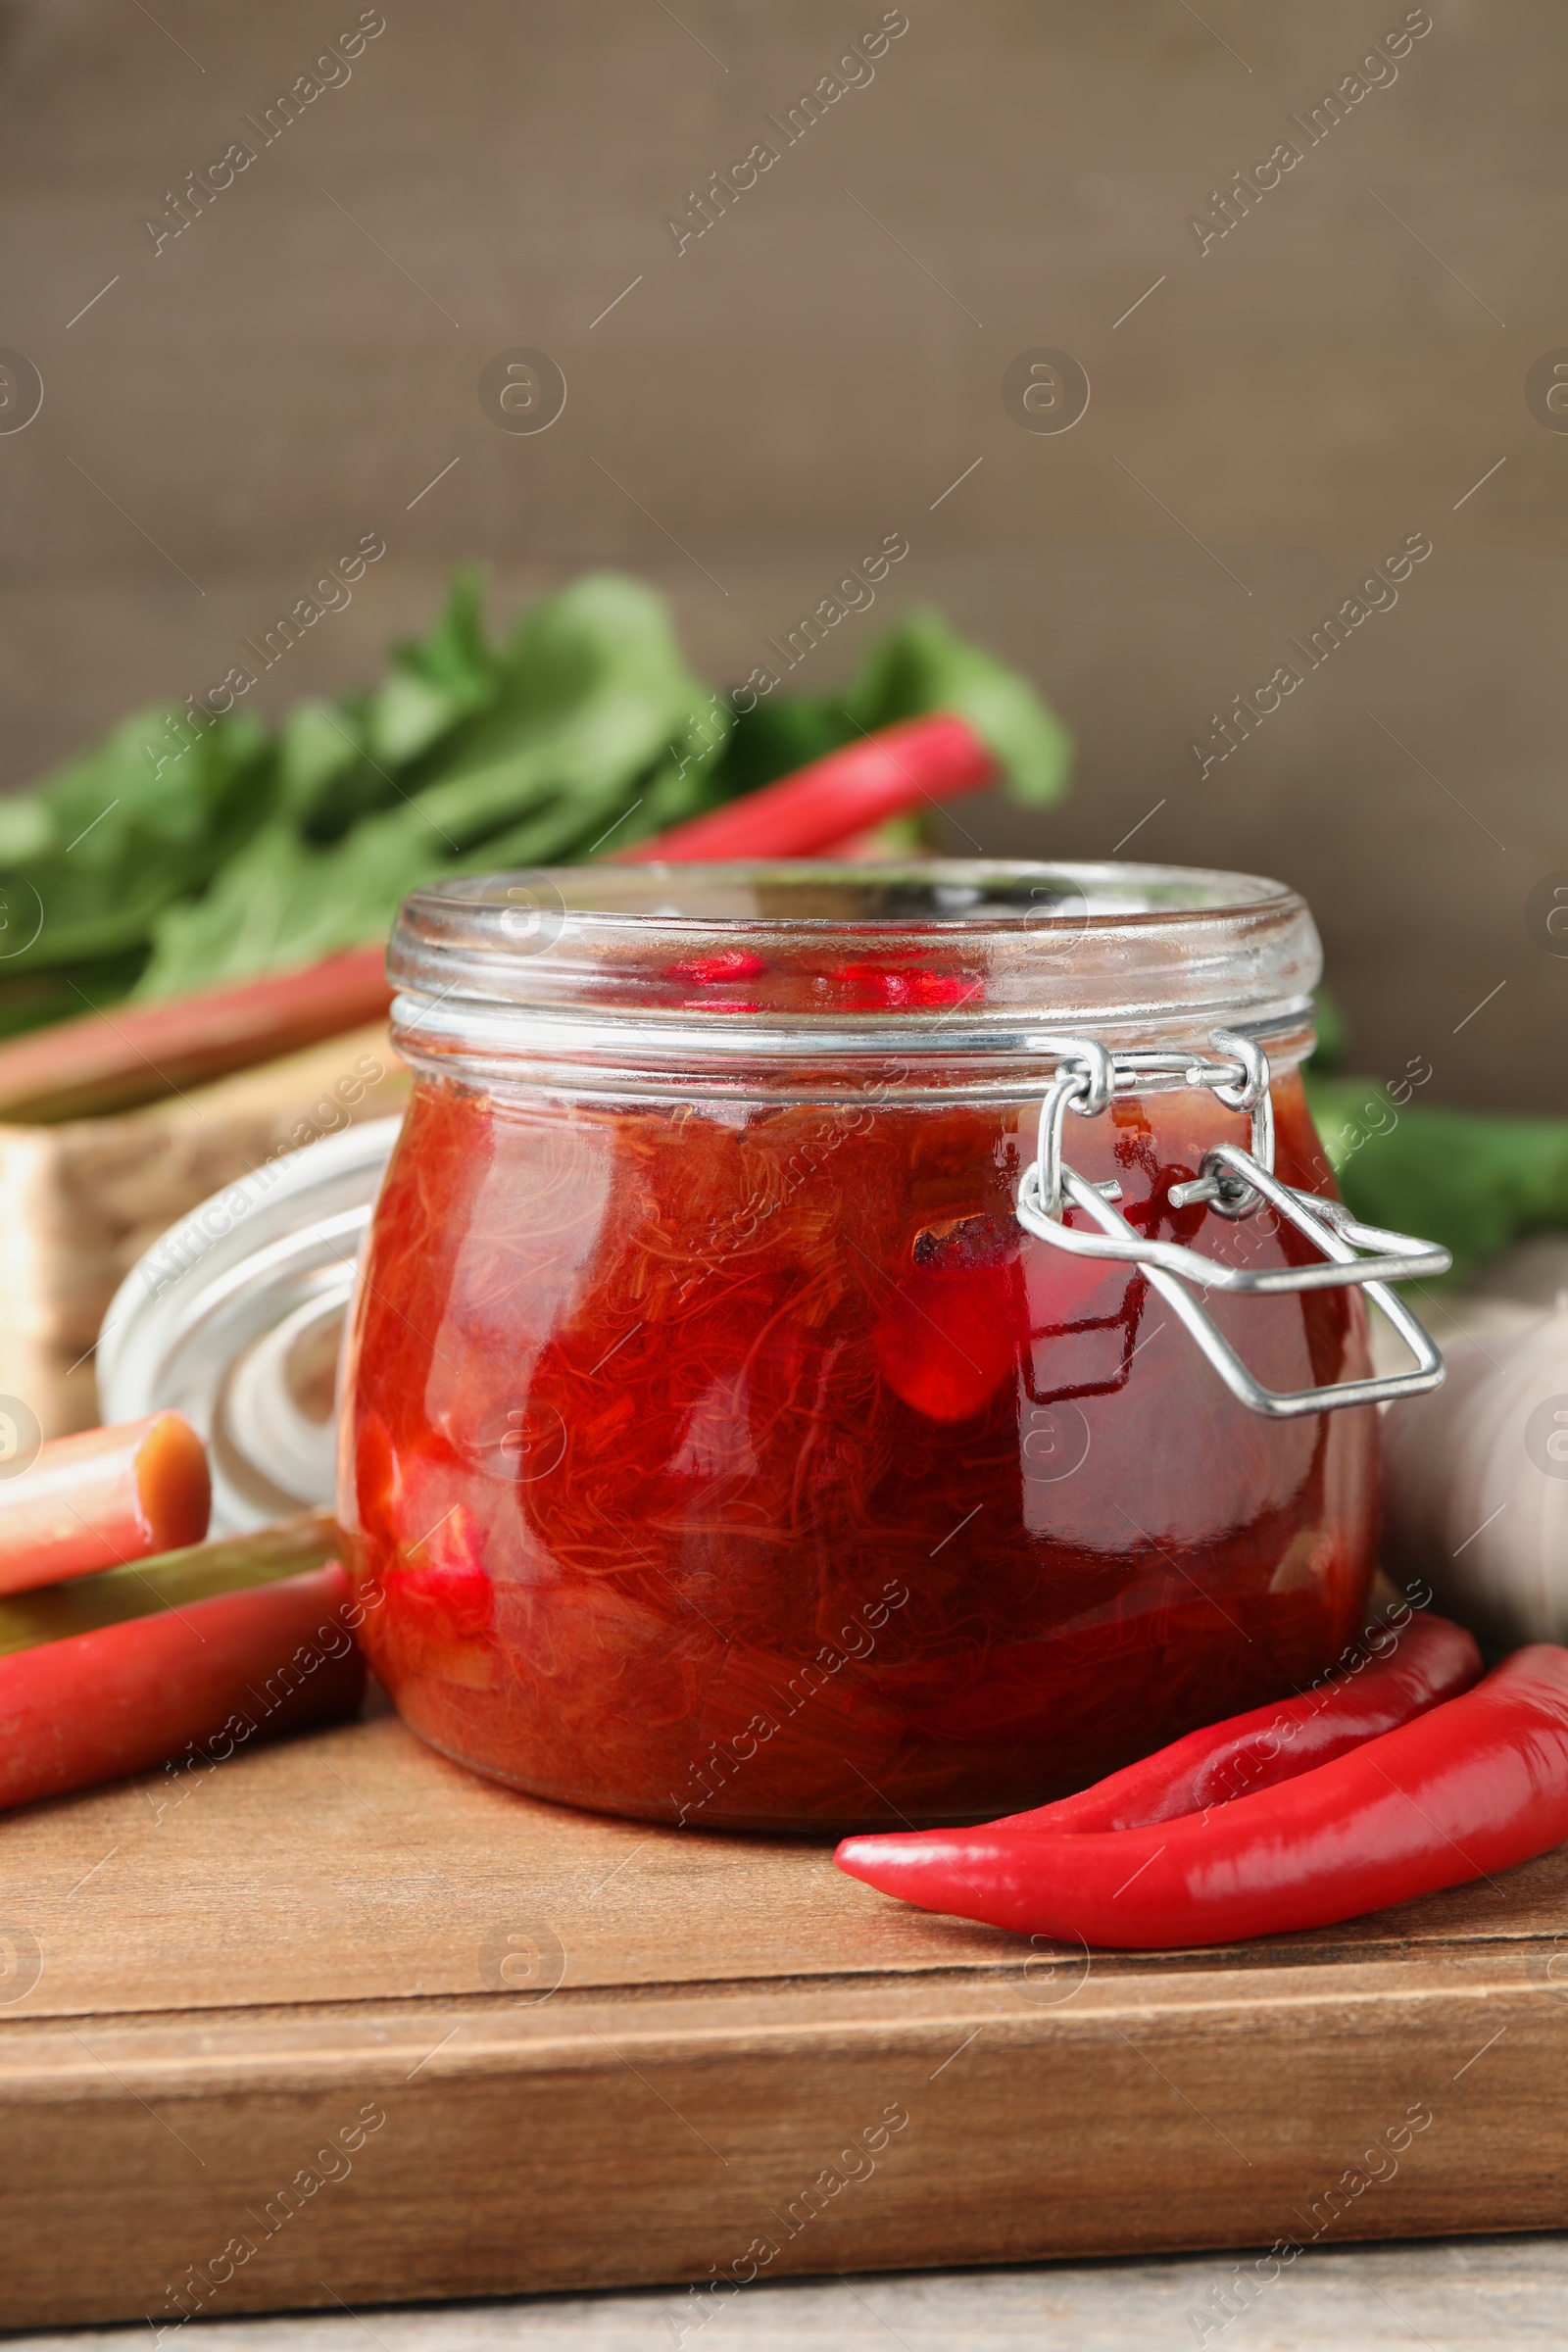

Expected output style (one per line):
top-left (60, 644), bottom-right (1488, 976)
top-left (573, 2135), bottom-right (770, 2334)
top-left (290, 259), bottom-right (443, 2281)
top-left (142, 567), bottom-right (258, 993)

top-left (340, 1059), bottom-right (1377, 1830)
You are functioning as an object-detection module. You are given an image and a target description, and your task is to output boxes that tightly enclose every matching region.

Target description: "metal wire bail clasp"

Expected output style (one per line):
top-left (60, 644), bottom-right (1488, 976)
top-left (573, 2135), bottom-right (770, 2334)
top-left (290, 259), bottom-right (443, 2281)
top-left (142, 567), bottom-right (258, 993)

top-left (1014, 1031), bottom-right (1453, 1421)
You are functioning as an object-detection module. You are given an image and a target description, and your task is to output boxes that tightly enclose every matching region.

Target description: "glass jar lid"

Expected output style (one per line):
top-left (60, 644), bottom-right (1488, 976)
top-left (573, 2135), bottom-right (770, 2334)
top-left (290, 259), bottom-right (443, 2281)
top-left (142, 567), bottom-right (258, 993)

top-left (96, 1118), bottom-right (401, 1533)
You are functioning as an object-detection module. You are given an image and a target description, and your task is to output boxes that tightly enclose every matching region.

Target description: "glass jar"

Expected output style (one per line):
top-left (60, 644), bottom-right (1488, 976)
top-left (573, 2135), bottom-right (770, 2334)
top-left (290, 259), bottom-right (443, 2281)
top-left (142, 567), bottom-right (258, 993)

top-left (338, 861), bottom-right (1440, 1832)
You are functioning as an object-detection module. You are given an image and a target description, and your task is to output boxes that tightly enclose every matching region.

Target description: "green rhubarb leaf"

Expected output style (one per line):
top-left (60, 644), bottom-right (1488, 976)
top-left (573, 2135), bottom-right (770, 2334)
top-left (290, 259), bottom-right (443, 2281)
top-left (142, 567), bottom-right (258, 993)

top-left (845, 609), bottom-right (1073, 806)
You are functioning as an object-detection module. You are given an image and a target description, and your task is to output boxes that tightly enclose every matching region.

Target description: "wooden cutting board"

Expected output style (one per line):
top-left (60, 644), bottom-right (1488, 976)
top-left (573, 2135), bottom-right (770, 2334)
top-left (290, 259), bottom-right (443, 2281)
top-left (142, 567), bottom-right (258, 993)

top-left (2, 1711), bottom-right (1566, 2330)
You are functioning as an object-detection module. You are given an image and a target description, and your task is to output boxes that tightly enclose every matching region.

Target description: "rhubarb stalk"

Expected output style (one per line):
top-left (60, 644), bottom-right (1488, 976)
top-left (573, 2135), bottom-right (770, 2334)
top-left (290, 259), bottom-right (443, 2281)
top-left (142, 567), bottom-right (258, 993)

top-left (0, 946), bottom-right (391, 1124)
top-left (615, 713), bottom-right (997, 863)
top-left (0, 1413), bottom-right (211, 1597)
top-left (0, 1559), bottom-right (365, 1810)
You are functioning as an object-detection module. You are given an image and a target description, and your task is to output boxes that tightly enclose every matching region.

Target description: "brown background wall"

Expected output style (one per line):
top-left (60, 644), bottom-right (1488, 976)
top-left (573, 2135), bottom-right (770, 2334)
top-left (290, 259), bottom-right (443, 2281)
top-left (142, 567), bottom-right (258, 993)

top-left (0, 0), bottom-right (1561, 1107)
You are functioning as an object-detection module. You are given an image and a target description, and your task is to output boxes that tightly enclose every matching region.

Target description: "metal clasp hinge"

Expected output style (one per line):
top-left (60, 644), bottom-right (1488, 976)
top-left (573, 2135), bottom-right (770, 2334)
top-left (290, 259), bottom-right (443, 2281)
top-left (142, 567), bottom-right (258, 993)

top-left (1013, 1031), bottom-right (1451, 1421)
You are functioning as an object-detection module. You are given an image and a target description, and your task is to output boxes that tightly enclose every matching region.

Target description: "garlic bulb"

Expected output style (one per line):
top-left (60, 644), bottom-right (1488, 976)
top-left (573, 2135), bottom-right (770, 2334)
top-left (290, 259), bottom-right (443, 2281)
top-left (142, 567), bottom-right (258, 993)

top-left (1381, 1294), bottom-right (1568, 1647)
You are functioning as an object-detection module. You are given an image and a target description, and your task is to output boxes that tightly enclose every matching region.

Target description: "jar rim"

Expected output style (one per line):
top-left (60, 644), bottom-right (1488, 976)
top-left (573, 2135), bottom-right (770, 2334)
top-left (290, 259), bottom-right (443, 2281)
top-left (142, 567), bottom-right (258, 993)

top-left (396, 858), bottom-right (1300, 939)
top-left (388, 858), bottom-right (1321, 1091)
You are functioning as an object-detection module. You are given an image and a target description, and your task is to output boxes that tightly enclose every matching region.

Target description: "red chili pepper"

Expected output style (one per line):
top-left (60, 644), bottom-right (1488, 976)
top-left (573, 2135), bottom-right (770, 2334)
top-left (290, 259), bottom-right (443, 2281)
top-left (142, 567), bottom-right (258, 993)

top-left (0, 1413), bottom-right (212, 1596)
top-left (666, 952), bottom-right (769, 985)
top-left (0, 1560), bottom-right (365, 1811)
top-left (1005, 1612), bottom-right (1483, 1833)
top-left (614, 713), bottom-right (996, 863)
top-left (826, 963), bottom-right (977, 1010)
top-left (872, 1225), bottom-right (1023, 1425)
top-left (836, 1645), bottom-right (1568, 1948)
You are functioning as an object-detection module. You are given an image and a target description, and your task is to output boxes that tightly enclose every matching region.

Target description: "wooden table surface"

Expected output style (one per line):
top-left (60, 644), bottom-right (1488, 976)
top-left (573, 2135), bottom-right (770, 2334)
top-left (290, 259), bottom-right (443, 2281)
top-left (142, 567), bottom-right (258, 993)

top-left (3, 1712), bottom-right (1567, 2331)
top-left (6, 2236), bottom-right (1566, 2349)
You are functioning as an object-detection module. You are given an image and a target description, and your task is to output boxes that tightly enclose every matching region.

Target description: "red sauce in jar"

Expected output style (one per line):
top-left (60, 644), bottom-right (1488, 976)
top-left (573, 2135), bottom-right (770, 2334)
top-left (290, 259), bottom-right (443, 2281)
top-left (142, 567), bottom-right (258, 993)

top-left (342, 1061), bottom-right (1376, 1829)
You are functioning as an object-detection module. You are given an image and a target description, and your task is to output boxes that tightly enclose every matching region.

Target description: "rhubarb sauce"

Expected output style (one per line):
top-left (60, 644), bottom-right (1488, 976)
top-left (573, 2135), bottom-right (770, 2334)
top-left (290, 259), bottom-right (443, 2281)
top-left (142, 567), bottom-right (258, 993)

top-left (341, 1060), bottom-right (1377, 1830)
